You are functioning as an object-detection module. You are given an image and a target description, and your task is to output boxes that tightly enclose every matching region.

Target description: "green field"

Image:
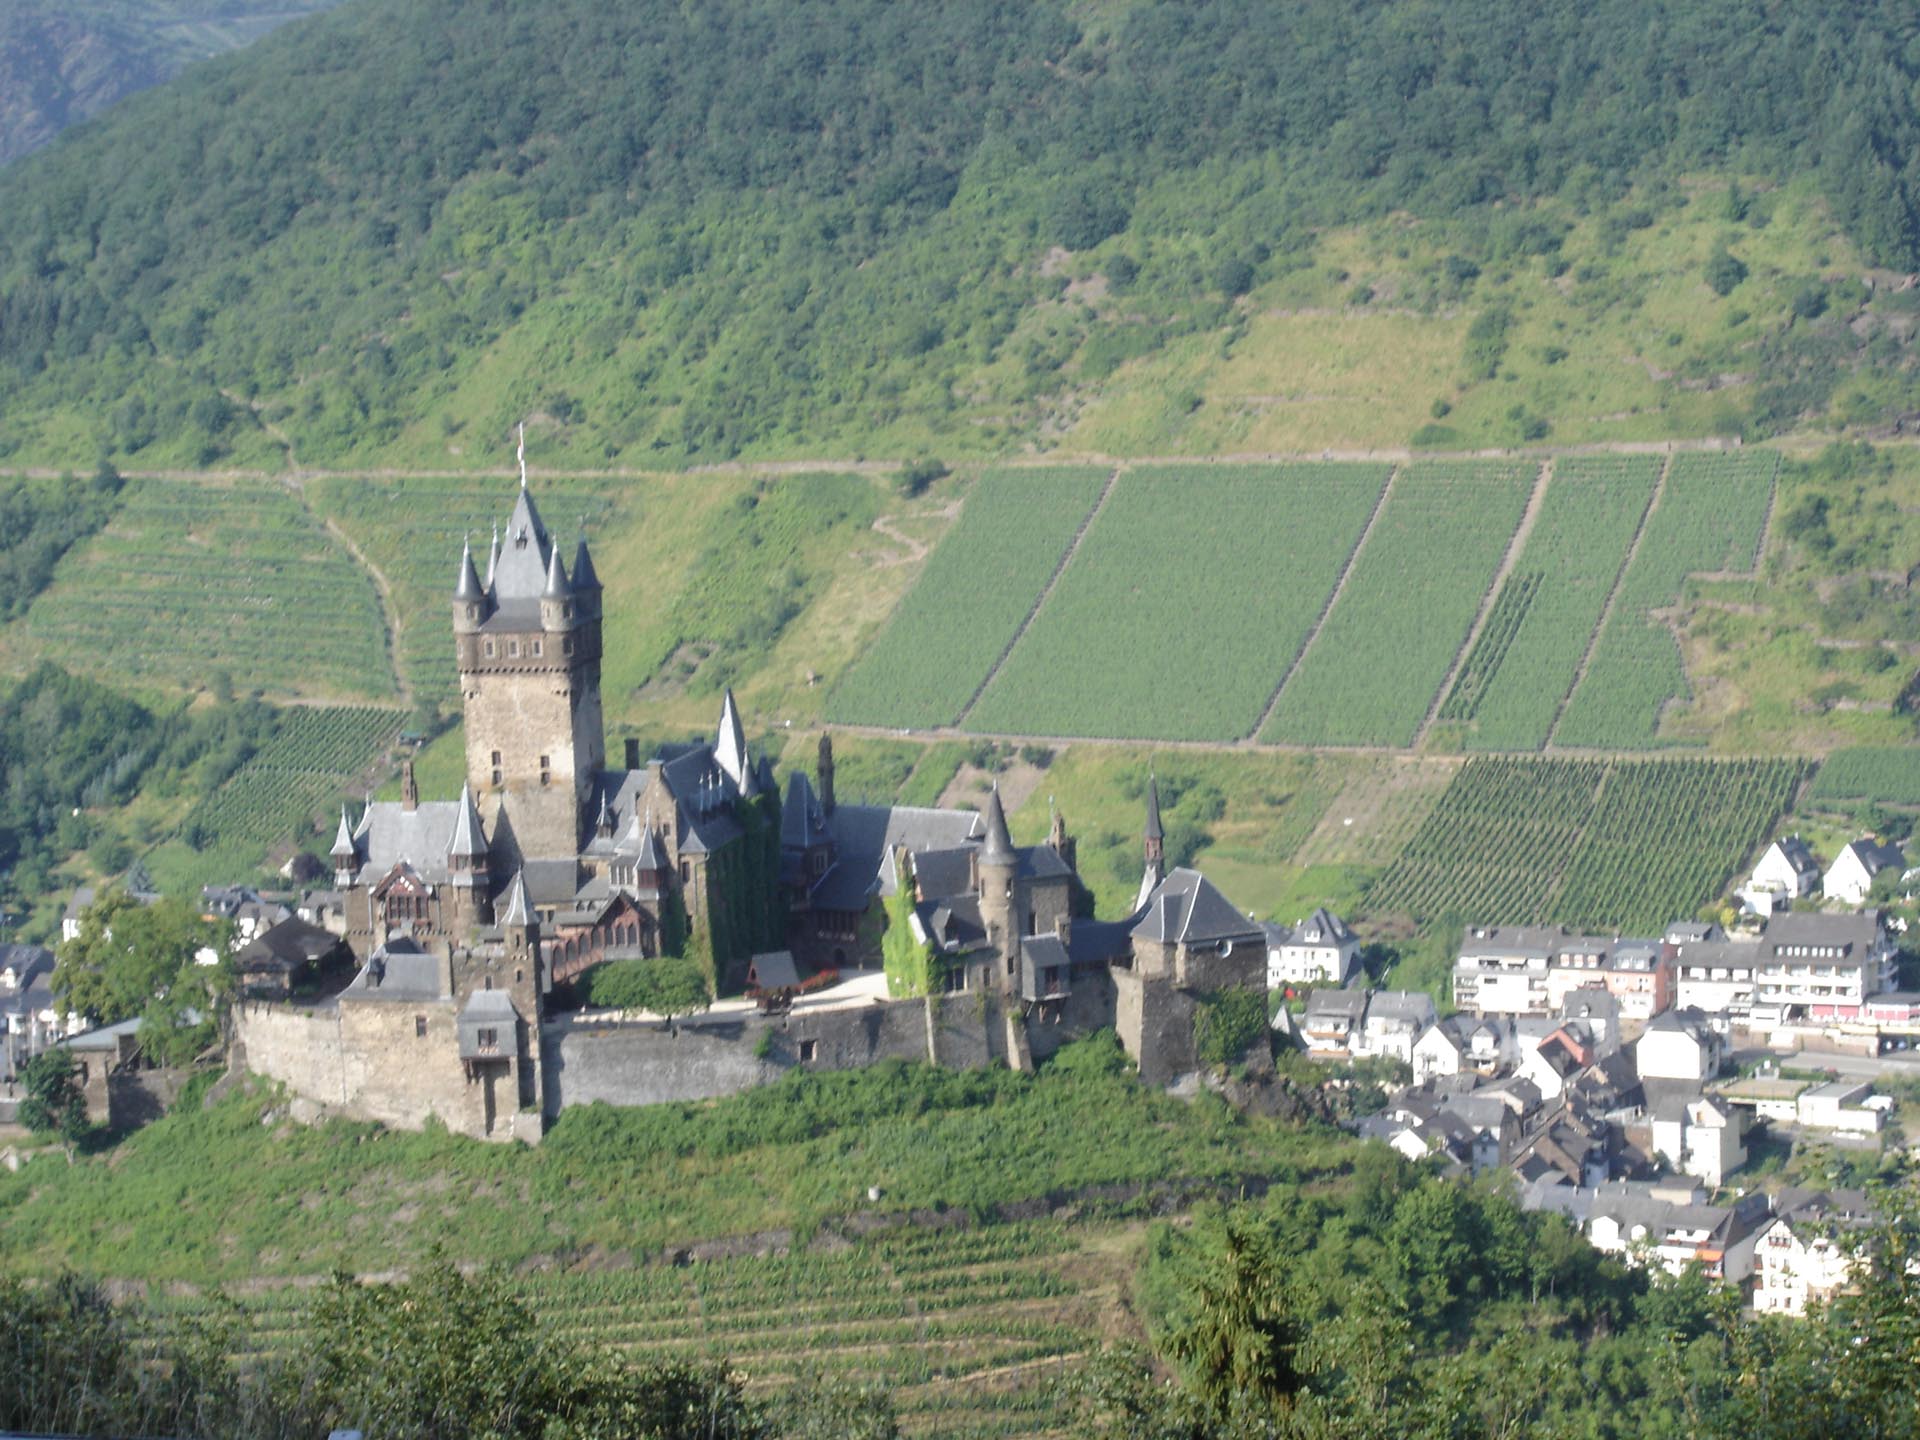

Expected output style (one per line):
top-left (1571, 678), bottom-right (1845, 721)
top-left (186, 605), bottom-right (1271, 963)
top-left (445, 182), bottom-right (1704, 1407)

top-left (966, 464), bottom-right (1390, 740)
top-left (1262, 461), bottom-right (1536, 747)
top-left (1371, 754), bottom-right (1804, 931)
top-left (15, 476), bottom-right (392, 699)
top-left (1553, 450), bottom-right (1778, 748)
top-left (828, 467), bottom-right (1109, 729)
top-left (1444, 455), bottom-right (1661, 750)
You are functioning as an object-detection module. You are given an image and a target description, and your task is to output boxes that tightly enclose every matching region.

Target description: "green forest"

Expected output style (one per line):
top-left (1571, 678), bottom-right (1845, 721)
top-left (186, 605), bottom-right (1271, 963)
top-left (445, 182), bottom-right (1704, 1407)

top-left (5, 0), bottom-right (1920, 464)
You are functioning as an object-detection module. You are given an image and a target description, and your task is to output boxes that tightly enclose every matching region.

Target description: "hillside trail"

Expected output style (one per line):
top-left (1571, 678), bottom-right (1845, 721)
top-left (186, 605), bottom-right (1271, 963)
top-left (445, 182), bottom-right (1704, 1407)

top-left (270, 468), bottom-right (413, 711)
top-left (19, 432), bottom-right (1760, 486)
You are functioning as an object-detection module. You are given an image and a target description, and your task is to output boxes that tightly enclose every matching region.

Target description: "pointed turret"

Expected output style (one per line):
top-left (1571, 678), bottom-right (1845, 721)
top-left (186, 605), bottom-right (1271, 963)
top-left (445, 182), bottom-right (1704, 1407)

top-left (817, 734), bottom-right (837, 818)
top-left (715, 688), bottom-right (750, 790)
top-left (448, 783), bottom-right (486, 858)
top-left (454, 535), bottom-right (484, 601)
top-left (401, 757), bottom-right (419, 812)
top-left (453, 534), bottom-right (486, 634)
top-left (595, 792), bottom-right (616, 839)
top-left (981, 784), bottom-right (1016, 867)
top-left (541, 545), bottom-right (570, 599)
top-left (330, 806), bottom-right (357, 886)
top-left (484, 523), bottom-right (501, 590)
top-left (572, 528), bottom-right (600, 597)
top-left (1136, 773), bottom-right (1166, 912)
top-left (501, 869), bottom-right (533, 928)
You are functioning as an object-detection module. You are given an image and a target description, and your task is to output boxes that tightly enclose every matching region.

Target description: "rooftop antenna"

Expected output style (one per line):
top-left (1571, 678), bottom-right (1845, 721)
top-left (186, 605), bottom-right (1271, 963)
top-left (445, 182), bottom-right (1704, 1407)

top-left (517, 422), bottom-right (528, 489)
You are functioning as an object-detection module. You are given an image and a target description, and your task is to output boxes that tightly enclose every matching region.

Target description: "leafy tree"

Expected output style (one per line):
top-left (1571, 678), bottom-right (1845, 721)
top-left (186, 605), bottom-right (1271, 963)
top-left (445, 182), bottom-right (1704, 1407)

top-left (53, 889), bottom-right (226, 1032)
top-left (584, 955), bottom-right (711, 1020)
top-left (1705, 244), bottom-right (1748, 296)
top-left (15, 1049), bottom-right (89, 1143)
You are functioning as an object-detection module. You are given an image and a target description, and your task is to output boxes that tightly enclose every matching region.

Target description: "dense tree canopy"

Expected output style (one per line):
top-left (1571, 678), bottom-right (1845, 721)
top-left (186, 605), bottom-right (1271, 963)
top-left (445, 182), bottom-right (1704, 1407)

top-left (4, 0), bottom-right (1920, 461)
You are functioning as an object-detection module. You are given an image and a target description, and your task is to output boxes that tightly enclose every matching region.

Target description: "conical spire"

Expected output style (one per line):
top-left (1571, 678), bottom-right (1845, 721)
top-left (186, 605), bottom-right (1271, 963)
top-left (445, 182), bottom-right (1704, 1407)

top-left (595, 791), bottom-right (616, 837)
top-left (454, 534), bottom-right (484, 601)
top-left (715, 688), bottom-right (749, 789)
top-left (330, 806), bottom-right (356, 860)
top-left (501, 869), bottom-right (532, 927)
top-left (484, 523), bottom-right (500, 589)
top-left (981, 783), bottom-right (1015, 865)
top-left (1145, 773), bottom-right (1163, 843)
top-left (572, 528), bottom-right (600, 592)
top-left (541, 544), bottom-right (571, 599)
top-left (448, 783), bottom-right (486, 859)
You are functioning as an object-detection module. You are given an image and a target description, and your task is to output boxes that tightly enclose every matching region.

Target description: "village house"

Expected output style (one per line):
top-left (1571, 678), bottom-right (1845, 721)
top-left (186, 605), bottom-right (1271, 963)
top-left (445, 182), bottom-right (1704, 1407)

top-left (1748, 1188), bottom-right (1876, 1316)
top-left (1635, 1007), bottom-right (1727, 1082)
top-left (1741, 835), bottom-right (1822, 914)
top-left (1824, 838), bottom-right (1906, 907)
top-left (1453, 926), bottom-right (1673, 1020)
top-left (1648, 1093), bottom-right (1745, 1188)
top-left (1263, 907), bottom-right (1360, 989)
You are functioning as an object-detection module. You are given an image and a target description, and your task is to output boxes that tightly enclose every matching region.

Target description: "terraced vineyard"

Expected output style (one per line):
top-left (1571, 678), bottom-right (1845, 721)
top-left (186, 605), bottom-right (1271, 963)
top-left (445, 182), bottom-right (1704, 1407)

top-left (967, 463), bottom-right (1390, 740)
top-left (157, 706), bottom-right (404, 889)
top-left (1553, 450), bottom-right (1777, 748)
top-left (313, 476), bottom-right (615, 706)
top-left (129, 1221), bottom-right (1105, 1437)
top-left (1442, 455), bottom-right (1661, 750)
top-left (1371, 754), bottom-right (1804, 930)
top-left (1262, 461), bottom-right (1537, 747)
top-left (18, 477), bottom-right (392, 698)
top-left (829, 468), bottom-right (1110, 729)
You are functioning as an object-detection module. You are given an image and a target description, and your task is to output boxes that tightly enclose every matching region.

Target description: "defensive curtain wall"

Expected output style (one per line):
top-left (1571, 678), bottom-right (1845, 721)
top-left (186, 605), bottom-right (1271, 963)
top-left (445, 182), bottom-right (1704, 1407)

top-left (237, 978), bottom-right (1123, 1131)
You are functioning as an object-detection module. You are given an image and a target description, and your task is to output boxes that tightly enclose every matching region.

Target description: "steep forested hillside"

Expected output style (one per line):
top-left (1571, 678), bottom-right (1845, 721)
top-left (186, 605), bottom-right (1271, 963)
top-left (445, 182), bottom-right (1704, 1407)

top-left (5, 0), bottom-right (1920, 464)
top-left (0, 1), bottom-right (344, 167)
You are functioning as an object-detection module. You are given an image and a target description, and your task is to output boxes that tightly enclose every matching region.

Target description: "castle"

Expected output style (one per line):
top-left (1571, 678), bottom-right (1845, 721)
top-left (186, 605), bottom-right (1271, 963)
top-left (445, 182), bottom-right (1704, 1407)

top-left (238, 473), bottom-right (1268, 1140)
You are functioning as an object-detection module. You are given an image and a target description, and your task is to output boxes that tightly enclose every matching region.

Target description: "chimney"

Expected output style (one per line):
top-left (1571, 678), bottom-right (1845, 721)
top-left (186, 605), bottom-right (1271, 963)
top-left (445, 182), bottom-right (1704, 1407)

top-left (625, 737), bottom-right (641, 770)
top-left (401, 758), bottom-right (418, 812)
top-left (818, 734), bottom-right (836, 818)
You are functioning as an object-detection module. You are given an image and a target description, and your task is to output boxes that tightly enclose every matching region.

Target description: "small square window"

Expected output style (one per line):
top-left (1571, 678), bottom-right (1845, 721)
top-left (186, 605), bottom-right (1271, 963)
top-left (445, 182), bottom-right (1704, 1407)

top-left (539, 756), bottom-right (552, 786)
top-left (798, 1039), bottom-right (819, 1063)
top-left (414, 1015), bottom-right (427, 1038)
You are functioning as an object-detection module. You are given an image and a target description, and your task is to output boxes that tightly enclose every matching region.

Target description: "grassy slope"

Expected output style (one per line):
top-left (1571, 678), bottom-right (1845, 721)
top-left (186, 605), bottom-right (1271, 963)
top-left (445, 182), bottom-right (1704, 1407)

top-left (0, 1048), bottom-right (1354, 1285)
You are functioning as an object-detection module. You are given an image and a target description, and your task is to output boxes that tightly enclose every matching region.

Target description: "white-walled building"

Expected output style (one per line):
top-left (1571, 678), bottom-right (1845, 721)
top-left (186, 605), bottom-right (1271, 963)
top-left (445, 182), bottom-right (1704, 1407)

top-left (1649, 1095), bottom-right (1745, 1188)
top-left (1742, 836), bottom-right (1822, 914)
top-left (1636, 1008), bottom-right (1727, 1082)
top-left (1825, 839), bottom-right (1905, 907)
top-left (1749, 1190), bottom-right (1875, 1316)
top-left (1264, 908), bottom-right (1360, 989)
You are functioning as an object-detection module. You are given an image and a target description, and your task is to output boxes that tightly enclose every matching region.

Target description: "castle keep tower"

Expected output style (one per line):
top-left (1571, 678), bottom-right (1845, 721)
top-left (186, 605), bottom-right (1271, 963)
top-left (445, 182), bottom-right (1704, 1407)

top-left (454, 464), bottom-right (606, 861)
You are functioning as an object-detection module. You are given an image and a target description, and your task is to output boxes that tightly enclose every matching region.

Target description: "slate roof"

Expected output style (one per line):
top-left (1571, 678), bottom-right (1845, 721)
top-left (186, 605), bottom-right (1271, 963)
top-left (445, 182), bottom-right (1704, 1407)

top-left (343, 936), bottom-right (447, 1003)
top-left (500, 871), bottom-right (534, 926)
top-left (1020, 934), bottom-right (1072, 1000)
top-left (1768, 835), bottom-right (1821, 880)
top-left (1144, 775), bottom-right (1163, 842)
top-left (1064, 918), bottom-right (1136, 966)
top-left (1304, 988), bottom-right (1368, 1025)
top-left (714, 689), bottom-right (751, 792)
top-left (749, 950), bottom-right (801, 990)
top-left (491, 483), bottom-right (554, 602)
top-left (1291, 907), bottom-right (1354, 948)
top-left (917, 895), bottom-right (986, 953)
top-left (1762, 909), bottom-right (1889, 961)
top-left (981, 786), bottom-right (1016, 865)
top-left (354, 800), bottom-right (467, 884)
top-left (236, 917), bottom-right (345, 973)
top-left (1131, 868), bottom-right (1262, 947)
top-left (1835, 838), bottom-right (1905, 877)
top-left (820, 803), bottom-right (982, 905)
top-left (0, 944), bottom-right (52, 991)
top-left (781, 772), bottom-right (831, 852)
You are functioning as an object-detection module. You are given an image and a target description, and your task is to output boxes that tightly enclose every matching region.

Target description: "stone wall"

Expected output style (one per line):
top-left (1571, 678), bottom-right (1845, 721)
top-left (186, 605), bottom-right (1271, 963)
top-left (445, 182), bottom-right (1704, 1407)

top-left (237, 999), bottom-right (537, 1142)
top-left (542, 994), bottom-right (998, 1113)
